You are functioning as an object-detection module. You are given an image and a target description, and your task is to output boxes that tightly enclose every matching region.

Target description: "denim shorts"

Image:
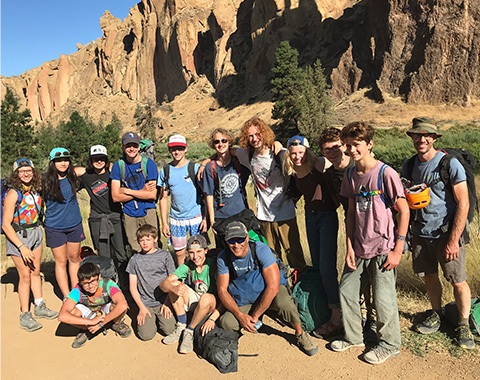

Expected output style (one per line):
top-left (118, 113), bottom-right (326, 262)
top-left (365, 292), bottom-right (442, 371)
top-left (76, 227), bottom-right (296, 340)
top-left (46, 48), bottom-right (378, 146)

top-left (45, 223), bottom-right (85, 248)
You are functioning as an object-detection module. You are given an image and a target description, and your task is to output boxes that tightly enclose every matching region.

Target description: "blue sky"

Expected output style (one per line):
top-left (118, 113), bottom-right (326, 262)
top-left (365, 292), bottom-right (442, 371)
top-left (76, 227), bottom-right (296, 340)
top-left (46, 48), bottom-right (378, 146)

top-left (1, 1), bottom-right (136, 77)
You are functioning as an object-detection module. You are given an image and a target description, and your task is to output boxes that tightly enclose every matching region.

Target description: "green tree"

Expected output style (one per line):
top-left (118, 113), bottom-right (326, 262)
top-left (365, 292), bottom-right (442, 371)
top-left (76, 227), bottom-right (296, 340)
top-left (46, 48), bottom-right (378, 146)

top-left (98, 113), bottom-right (123, 161)
top-left (271, 41), bottom-right (304, 135)
top-left (297, 59), bottom-right (332, 149)
top-left (36, 123), bottom-right (58, 168)
top-left (1, 87), bottom-right (37, 175)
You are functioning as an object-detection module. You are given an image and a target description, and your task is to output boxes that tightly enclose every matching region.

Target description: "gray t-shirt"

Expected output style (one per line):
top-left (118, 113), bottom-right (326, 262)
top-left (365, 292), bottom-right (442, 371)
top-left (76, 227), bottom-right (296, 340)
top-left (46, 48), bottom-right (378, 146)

top-left (126, 249), bottom-right (176, 307)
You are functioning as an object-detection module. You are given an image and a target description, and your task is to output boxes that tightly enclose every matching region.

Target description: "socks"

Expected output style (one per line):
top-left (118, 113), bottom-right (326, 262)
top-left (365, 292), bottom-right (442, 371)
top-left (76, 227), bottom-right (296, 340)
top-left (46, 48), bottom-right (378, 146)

top-left (177, 314), bottom-right (187, 325)
top-left (34, 298), bottom-right (44, 306)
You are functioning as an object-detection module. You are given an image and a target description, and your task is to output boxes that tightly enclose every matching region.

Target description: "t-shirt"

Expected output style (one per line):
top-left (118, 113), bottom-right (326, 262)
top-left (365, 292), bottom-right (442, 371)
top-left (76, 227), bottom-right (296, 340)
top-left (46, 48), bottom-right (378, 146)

top-left (79, 170), bottom-right (122, 215)
top-left (400, 151), bottom-right (466, 238)
top-left (12, 188), bottom-right (42, 225)
top-left (326, 160), bottom-right (354, 213)
top-left (68, 279), bottom-right (121, 312)
top-left (174, 256), bottom-right (216, 295)
top-left (157, 161), bottom-right (202, 220)
top-left (126, 249), bottom-right (176, 307)
top-left (202, 159), bottom-right (247, 219)
top-left (236, 148), bottom-right (296, 222)
top-left (44, 177), bottom-right (82, 229)
top-left (110, 157), bottom-right (158, 217)
top-left (340, 161), bottom-right (405, 259)
top-left (217, 241), bottom-right (276, 277)
top-left (296, 167), bottom-right (339, 213)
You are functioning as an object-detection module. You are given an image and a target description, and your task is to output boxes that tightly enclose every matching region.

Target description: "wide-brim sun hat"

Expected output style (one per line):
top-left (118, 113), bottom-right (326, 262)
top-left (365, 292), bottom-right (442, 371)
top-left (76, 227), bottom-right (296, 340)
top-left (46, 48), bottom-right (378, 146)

top-left (49, 147), bottom-right (71, 161)
top-left (406, 116), bottom-right (442, 137)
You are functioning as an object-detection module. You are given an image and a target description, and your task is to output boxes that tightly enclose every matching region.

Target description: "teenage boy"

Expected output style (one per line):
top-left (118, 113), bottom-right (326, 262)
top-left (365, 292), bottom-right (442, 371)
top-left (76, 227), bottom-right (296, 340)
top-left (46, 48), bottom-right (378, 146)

top-left (332, 121), bottom-right (409, 365)
top-left (126, 224), bottom-right (176, 341)
top-left (58, 262), bottom-right (131, 348)
top-left (111, 132), bottom-right (158, 253)
top-left (158, 134), bottom-right (207, 266)
top-left (235, 117), bottom-right (306, 273)
top-left (401, 117), bottom-right (474, 349)
top-left (160, 235), bottom-right (222, 354)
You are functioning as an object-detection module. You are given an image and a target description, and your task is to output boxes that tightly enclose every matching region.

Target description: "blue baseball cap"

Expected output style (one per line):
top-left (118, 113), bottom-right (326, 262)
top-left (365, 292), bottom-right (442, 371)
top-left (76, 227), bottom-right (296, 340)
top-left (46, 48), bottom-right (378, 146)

top-left (13, 158), bottom-right (34, 171)
top-left (287, 135), bottom-right (310, 148)
top-left (49, 147), bottom-right (71, 161)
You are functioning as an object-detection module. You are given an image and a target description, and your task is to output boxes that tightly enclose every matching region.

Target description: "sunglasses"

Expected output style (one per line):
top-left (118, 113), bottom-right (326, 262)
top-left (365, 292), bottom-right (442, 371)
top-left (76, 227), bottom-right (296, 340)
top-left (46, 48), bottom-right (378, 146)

top-left (53, 151), bottom-right (70, 158)
top-left (227, 237), bottom-right (246, 245)
top-left (213, 139), bottom-right (228, 145)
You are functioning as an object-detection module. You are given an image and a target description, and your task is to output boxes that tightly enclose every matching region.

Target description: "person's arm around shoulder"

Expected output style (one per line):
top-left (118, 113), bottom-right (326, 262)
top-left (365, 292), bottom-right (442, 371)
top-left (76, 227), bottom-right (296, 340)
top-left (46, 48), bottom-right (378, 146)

top-left (314, 156), bottom-right (332, 172)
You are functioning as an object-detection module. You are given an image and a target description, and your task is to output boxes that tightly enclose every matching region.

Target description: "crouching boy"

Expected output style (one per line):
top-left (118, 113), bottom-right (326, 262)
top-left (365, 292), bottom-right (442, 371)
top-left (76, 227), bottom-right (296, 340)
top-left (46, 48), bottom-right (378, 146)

top-left (58, 262), bottom-right (131, 348)
top-left (160, 235), bottom-right (223, 354)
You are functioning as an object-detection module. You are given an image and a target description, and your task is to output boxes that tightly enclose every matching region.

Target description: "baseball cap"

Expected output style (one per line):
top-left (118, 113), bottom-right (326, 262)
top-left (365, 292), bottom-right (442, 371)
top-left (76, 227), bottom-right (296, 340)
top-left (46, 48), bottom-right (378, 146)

top-left (406, 117), bottom-right (442, 137)
top-left (13, 158), bottom-right (34, 171)
top-left (122, 131), bottom-right (141, 145)
top-left (49, 147), bottom-right (71, 161)
top-left (186, 235), bottom-right (209, 250)
top-left (168, 134), bottom-right (187, 148)
top-left (287, 135), bottom-right (310, 148)
top-left (224, 221), bottom-right (248, 241)
top-left (90, 145), bottom-right (108, 157)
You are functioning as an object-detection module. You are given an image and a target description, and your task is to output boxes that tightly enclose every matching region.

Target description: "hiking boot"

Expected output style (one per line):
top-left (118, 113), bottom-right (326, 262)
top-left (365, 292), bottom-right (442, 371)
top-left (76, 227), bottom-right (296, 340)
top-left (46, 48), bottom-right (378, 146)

top-left (112, 320), bottom-right (132, 338)
top-left (72, 332), bottom-right (88, 349)
top-left (19, 311), bottom-right (42, 332)
top-left (163, 322), bottom-right (186, 345)
top-left (296, 331), bottom-right (318, 356)
top-left (363, 345), bottom-right (400, 365)
top-left (34, 301), bottom-right (58, 319)
top-left (456, 324), bottom-right (475, 350)
top-left (415, 310), bottom-right (441, 334)
top-left (179, 328), bottom-right (194, 354)
top-left (330, 339), bottom-right (365, 352)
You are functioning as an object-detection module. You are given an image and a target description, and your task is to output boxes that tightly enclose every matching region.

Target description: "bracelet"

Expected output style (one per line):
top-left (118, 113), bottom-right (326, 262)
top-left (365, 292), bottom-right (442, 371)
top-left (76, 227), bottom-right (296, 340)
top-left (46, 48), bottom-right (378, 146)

top-left (98, 322), bottom-right (103, 329)
top-left (396, 235), bottom-right (407, 241)
top-left (18, 244), bottom-right (25, 250)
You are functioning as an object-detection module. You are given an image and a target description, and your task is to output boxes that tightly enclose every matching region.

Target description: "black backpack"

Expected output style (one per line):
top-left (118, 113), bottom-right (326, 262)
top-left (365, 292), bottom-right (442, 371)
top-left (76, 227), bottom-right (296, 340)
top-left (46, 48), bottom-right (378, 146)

top-left (194, 319), bottom-right (238, 374)
top-left (404, 148), bottom-right (478, 242)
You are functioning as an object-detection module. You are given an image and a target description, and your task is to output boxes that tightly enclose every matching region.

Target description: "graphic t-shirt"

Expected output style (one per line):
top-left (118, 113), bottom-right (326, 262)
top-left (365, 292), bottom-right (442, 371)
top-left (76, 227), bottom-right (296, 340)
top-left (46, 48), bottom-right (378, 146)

top-left (12, 187), bottom-right (42, 225)
top-left (68, 279), bottom-right (121, 312)
top-left (174, 257), bottom-right (216, 295)
top-left (80, 170), bottom-right (122, 215)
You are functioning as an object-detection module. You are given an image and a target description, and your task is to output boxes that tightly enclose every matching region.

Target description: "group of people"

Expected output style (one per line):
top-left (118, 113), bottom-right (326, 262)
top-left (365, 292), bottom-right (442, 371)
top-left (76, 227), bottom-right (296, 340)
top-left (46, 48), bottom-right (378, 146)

top-left (2, 116), bottom-right (475, 364)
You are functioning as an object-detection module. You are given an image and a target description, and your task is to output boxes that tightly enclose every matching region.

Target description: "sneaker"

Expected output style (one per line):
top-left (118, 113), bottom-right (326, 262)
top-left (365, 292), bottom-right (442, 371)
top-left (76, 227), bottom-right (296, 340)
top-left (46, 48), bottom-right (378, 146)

top-left (111, 320), bottom-right (132, 338)
top-left (72, 332), bottom-right (88, 349)
top-left (363, 345), bottom-right (400, 364)
top-left (456, 325), bottom-right (475, 350)
top-left (330, 339), bottom-right (365, 352)
top-left (179, 328), bottom-right (194, 354)
top-left (163, 322), bottom-right (186, 345)
top-left (296, 331), bottom-right (318, 356)
top-left (34, 301), bottom-right (58, 319)
top-left (19, 311), bottom-right (42, 332)
top-left (415, 311), bottom-right (441, 334)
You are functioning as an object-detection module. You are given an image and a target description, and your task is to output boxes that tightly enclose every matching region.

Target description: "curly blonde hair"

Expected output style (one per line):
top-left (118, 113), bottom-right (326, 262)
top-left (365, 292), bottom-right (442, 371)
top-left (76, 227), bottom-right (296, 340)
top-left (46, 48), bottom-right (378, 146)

top-left (239, 117), bottom-right (275, 153)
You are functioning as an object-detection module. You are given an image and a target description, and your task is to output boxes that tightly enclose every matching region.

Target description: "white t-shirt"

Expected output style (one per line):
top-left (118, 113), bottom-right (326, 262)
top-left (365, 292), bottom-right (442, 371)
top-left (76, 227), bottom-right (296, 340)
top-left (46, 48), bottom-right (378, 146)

top-left (236, 148), bottom-right (296, 222)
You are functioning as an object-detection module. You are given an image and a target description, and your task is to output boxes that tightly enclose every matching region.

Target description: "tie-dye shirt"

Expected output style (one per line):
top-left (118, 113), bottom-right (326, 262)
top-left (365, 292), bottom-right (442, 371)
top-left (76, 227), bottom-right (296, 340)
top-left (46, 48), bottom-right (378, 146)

top-left (12, 188), bottom-right (42, 226)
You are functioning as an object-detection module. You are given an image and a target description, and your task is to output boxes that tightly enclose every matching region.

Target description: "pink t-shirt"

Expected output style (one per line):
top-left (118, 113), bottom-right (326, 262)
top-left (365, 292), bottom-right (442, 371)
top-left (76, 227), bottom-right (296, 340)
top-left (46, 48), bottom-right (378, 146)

top-left (340, 161), bottom-right (405, 259)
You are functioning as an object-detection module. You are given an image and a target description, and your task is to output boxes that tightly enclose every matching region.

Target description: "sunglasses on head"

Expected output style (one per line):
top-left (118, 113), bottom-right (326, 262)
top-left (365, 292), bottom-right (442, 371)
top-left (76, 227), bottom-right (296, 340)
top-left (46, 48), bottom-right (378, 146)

top-left (227, 237), bottom-right (246, 245)
top-left (53, 151), bottom-right (70, 158)
top-left (214, 139), bottom-right (228, 145)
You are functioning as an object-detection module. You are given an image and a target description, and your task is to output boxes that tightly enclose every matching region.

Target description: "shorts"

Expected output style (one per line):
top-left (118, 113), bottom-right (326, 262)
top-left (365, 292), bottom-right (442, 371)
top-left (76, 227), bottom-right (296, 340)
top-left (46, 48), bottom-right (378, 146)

top-left (411, 235), bottom-right (467, 284)
top-left (45, 223), bottom-right (85, 249)
top-left (169, 214), bottom-right (203, 250)
top-left (75, 302), bottom-right (112, 318)
top-left (184, 286), bottom-right (201, 313)
top-left (6, 226), bottom-right (43, 257)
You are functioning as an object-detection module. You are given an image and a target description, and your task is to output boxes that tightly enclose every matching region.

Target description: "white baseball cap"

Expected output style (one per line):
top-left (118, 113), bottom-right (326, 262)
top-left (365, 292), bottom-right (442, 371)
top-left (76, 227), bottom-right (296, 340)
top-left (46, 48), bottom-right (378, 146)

top-left (90, 145), bottom-right (108, 157)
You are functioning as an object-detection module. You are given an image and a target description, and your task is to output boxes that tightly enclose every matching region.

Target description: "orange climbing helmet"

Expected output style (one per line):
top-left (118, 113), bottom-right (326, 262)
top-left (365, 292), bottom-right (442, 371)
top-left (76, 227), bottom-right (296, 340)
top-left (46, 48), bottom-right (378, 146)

top-left (404, 183), bottom-right (431, 210)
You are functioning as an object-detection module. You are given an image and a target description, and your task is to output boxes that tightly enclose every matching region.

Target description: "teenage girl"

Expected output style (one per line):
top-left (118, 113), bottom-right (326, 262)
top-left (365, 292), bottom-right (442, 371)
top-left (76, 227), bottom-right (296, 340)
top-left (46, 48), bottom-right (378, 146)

top-left (2, 158), bottom-right (58, 331)
top-left (42, 147), bottom-right (85, 298)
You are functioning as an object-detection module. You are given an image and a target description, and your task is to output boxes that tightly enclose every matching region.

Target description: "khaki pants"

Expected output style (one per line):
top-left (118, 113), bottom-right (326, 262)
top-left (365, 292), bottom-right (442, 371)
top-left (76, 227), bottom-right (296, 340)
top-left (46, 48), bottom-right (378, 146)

top-left (123, 208), bottom-right (159, 253)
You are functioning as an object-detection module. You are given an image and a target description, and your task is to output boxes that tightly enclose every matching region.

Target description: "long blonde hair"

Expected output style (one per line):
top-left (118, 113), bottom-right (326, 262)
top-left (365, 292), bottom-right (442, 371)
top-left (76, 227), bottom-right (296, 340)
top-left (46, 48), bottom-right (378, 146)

top-left (283, 145), bottom-right (317, 176)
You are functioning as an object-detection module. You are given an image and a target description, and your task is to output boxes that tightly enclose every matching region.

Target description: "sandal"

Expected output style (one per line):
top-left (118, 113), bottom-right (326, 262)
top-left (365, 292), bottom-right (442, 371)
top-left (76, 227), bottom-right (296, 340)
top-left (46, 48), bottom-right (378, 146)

top-left (312, 321), bottom-right (343, 339)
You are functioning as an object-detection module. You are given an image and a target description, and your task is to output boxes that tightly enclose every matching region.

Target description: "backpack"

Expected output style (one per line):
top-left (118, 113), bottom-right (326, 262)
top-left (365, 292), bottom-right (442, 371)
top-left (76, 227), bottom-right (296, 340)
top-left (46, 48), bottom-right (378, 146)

top-left (139, 139), bottom-right (156, 161)
top-left (117, 155), bottom-right (150, 187)
top-left (81, 255), bottom-right (118, 283)
top-left (1, 179), bottom-right (43, 237)
top-left (78, 278), bottom-right (111, 307)
top-left (291, 267), bottom-right (331, 332)
top-left (444, 298), bottom-right (480, 336)
top-left (404, 148), bottom-right (478, 242)
top-left (193, 319), bottom-right (238, 374)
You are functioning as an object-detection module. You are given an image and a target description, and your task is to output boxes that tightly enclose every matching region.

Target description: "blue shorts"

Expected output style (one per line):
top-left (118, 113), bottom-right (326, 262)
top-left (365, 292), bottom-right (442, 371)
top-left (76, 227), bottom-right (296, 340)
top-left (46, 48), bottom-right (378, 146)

top-left (45, 223), bottom-right (85, 249)
top-left (169, 214), bottom-right (203, 250)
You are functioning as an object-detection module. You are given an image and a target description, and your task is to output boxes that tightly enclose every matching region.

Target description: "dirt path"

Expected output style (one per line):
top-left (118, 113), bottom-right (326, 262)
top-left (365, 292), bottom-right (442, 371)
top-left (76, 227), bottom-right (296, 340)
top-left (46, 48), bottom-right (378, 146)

top-left (2, 272), bottom-right (479, 380)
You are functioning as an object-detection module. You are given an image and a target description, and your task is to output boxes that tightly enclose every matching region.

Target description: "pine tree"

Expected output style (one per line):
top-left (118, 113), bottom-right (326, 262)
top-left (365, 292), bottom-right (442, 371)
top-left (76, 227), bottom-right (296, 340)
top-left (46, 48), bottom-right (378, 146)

top-left (99, 113), bottom-right (123, 161)
top-left (1, 88), bottom-right (37, 175)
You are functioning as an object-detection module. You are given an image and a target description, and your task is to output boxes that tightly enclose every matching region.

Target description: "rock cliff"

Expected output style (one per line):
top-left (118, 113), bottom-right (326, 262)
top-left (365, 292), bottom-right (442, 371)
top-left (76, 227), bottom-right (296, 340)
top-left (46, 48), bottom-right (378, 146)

top-left (1, 0), bottom-right (479, 124)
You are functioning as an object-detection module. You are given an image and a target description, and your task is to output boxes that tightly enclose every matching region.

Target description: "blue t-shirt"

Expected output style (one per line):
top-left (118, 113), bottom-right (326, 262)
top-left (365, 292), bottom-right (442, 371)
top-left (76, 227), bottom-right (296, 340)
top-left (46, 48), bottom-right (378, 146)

top-left (217, 241), bottom-right (276, 277)
top-left (44, 177), bottom-right (82, 229)
top-left (401, 151), bottom-right (466, 238)
top-left (158, 161), bottom-right (202, 220)
top-left (202, 160), bottom-right (246, 219)
top-left (110, 157), bottom-right (158, 217)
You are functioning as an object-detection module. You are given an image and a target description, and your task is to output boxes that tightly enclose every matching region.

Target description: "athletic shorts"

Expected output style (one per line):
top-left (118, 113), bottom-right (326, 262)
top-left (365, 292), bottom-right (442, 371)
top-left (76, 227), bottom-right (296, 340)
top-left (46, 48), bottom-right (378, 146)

top-left (183, 286), bottom-right (201, 313)
top-left (75, 303), bottom-right (112, 318)
top-left (411, 235), bottom-right (467, 284)
top-left (45, 223), bottom-right (85, 249)
top-left (169, 214), bottom-right (203, 250)
top-left (6, 226), bottom-right (43, 257)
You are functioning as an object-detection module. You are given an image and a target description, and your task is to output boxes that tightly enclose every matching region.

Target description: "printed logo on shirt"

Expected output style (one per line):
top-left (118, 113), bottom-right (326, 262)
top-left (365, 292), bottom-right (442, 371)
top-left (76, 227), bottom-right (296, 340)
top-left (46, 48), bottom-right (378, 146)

top-left (91, 179), bottom-right (109, 198)
top-left (220, 173), bottom-right (240, 198)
